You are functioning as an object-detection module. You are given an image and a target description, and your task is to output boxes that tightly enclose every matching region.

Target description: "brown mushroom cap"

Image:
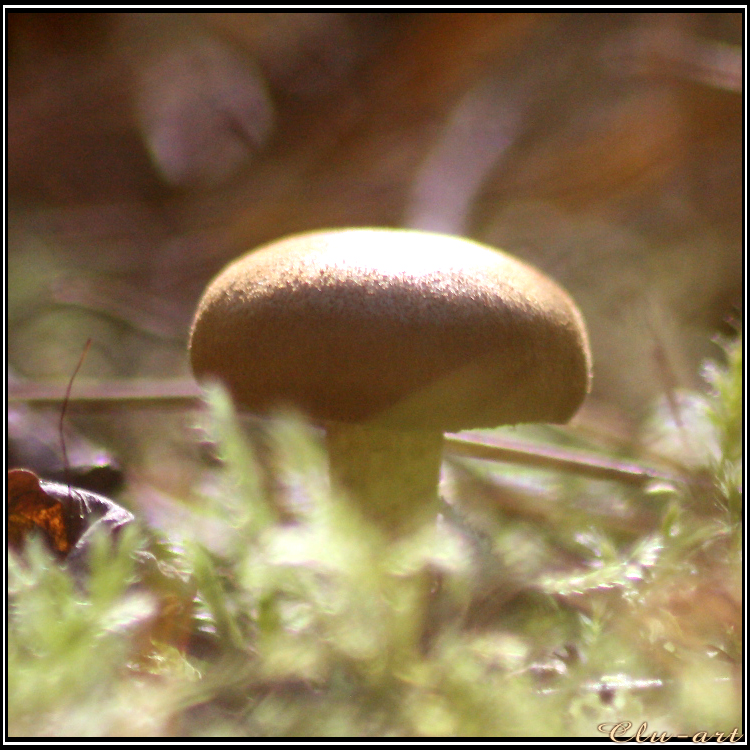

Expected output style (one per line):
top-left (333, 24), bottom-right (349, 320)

top-left (189, 228), bottom-right (591, 432)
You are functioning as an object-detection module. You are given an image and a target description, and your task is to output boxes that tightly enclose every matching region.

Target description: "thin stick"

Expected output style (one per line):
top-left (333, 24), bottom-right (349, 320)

top-left (445, 433), bottom-right (679, 487)
top-left (14, 379), bottom-right (680, 486)
top-left (59, 338), bottom-right (92, 496)
top-left (10, 379), bottom-right (202, 409)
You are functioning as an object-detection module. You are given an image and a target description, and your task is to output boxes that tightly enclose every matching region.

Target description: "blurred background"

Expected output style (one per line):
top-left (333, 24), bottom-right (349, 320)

top-left (8, 11), bottom-right (743, 475)
top-left (6, 13), bottom-right (744, 737)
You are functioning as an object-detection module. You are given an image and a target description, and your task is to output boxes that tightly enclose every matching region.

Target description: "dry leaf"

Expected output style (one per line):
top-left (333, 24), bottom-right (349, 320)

top-left (7, 468), bottom-right (134, 560)
top-left (8, 468), bottom-right (71, 556)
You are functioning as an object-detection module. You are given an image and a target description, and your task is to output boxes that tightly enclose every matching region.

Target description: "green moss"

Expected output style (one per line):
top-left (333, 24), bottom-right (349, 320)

top-left (7, 333), bottom-right (743, 737)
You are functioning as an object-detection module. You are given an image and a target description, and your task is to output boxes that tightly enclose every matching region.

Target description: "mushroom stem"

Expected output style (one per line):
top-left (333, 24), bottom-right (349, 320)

top-left (325, 423), bottom-right (444, 536)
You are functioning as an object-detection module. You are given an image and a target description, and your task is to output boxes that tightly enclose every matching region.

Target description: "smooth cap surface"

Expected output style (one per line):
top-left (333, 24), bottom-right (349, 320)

top-left (190, 228), bottom-right (592, 431)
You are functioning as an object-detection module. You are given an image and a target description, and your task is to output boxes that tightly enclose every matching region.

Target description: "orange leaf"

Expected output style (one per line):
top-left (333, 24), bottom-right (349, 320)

top-left (8, 468), bottom-right (71, 556)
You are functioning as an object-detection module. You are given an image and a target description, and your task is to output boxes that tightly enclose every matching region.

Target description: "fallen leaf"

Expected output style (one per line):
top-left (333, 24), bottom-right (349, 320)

top-left (7, 468), bottom-right (134, 561)
top-left (8, 468), bottom-right (70, 556)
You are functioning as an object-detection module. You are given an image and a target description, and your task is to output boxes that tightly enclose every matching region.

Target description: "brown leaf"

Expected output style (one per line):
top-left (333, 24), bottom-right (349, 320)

top-left (8, 468), bottom-right (71, 556)
top-left (7, 468), bottom-right (135, 562)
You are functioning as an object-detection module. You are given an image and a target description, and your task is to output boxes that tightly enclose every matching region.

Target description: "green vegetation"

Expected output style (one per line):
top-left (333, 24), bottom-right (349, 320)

top-left (8, 333), bottom-right (742, 738)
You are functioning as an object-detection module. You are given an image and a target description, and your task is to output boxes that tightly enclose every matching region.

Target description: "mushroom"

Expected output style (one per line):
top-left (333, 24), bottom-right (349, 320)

top-left (189, 228), bottom-right (591, 536)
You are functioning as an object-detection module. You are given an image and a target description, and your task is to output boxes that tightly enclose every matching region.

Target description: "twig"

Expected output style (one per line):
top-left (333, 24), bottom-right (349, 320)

top-left (9, 380), bottom-right (680, 486)
top-left (59, 339), bottom-right (92, 496)
top-left (445, 433), bottom-right (679, 487)
top-left (9, 379), bottom-right (203, 409)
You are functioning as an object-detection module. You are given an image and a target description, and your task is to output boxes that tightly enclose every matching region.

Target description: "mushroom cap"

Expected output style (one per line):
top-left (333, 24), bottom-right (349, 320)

top-left (189, 228), bottom-right (591, 432)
